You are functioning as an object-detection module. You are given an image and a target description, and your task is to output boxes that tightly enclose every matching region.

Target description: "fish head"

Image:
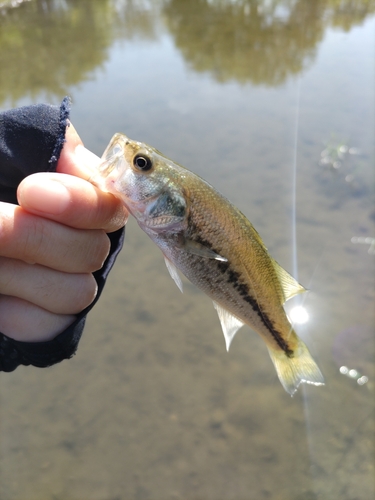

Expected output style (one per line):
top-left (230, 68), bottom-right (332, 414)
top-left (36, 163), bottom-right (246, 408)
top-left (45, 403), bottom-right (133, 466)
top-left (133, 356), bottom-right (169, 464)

top-left (93, 133), bottom-right (187, 232)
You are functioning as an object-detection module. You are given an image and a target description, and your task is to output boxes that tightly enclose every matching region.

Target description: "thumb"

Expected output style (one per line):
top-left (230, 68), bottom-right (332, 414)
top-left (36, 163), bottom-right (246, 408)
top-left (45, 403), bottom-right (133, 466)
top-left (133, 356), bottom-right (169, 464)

top-left (57, 122), bottom-right (101, 180)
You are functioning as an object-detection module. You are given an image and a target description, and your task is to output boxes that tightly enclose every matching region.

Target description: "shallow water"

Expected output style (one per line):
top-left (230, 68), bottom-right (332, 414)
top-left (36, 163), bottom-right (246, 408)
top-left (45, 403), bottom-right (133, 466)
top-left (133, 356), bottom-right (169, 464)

top-left (1, 1), bottom-right (374, 499)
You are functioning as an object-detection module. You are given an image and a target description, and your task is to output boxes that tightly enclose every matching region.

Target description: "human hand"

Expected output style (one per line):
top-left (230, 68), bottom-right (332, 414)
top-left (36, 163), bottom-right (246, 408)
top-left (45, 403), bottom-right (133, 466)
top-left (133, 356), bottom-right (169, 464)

top-left (0, 123), bottom-right (128, 342)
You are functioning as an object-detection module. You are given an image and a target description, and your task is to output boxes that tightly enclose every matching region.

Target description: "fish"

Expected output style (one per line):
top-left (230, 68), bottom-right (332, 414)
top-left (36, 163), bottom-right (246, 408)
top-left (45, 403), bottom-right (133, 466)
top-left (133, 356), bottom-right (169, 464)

top-left (91, 132), bottom-right (325, 396)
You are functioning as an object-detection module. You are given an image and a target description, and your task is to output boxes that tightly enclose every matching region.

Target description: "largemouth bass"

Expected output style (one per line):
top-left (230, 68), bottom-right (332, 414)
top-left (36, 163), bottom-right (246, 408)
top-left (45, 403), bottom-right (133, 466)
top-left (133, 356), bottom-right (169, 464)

top-left (92, 133), bottom-right (324, 395)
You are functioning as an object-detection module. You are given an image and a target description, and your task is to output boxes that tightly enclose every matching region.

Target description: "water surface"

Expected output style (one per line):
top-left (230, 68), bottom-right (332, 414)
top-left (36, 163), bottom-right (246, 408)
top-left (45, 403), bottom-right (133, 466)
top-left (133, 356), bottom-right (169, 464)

top-left (1, 1), bottom-right (374, 499)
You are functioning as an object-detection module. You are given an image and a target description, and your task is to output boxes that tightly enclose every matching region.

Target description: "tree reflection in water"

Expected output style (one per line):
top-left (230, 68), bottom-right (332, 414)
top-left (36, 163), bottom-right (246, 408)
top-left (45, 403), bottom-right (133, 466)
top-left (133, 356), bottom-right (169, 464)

top-left (0, 0), bottom-right (374, 105)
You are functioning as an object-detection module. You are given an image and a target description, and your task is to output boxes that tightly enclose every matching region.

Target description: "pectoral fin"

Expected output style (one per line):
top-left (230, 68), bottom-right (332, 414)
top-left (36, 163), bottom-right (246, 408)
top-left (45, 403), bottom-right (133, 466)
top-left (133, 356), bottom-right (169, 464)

top-left (180, 238), bottom-right (227, 262)
top-left (164, 257), bottom-right (183, 293)
top-left (213, 301), bottom-right (245, 351)
top-left (271, 259), bottom-right (306, 303)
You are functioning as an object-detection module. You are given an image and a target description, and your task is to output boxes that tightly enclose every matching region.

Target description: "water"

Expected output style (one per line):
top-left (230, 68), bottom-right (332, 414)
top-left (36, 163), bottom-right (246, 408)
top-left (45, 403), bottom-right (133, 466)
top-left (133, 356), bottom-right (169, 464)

top-left (1, 1), bottom-right (374, 499)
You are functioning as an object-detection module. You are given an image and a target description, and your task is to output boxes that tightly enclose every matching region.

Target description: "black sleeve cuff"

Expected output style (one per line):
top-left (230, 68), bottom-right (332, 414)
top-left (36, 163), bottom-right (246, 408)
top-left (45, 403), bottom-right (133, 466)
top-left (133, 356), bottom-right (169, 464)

top-left (0, 316), bottom-right (87, 372)
top-left (0, 96), bottom-right (70, 203)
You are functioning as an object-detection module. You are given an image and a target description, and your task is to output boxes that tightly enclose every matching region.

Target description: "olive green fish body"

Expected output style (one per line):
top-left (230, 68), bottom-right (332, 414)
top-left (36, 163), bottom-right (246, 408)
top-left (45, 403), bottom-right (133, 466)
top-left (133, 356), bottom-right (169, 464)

top-left (155, 176), bottom-right (296, 352)
top-left (93, 133), bottom-right (324, 395)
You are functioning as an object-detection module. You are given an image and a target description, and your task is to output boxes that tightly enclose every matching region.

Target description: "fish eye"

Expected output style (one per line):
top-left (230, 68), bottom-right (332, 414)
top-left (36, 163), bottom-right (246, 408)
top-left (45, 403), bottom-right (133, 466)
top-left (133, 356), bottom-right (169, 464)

top-left (133, 154), bottom-right (153, 171)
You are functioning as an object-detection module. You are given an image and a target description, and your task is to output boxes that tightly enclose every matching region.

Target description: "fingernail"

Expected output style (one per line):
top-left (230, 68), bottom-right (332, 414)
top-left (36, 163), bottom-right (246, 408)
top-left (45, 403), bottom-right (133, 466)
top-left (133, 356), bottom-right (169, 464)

top-left (20, 179), bottom-right (71, 215)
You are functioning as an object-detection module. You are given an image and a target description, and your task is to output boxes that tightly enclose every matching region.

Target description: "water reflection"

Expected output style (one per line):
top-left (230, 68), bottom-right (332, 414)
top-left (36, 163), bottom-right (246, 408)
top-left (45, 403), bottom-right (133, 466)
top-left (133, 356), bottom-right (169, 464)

top-left (0, 0), bottom-right (117, 104)
top-left (351, 236), bottom-right (375, 254)
top-left (164, 0), bottom-right (324, 86)
top-left (163, 0), bottom-right (375, 85)
top-left (289, 305), bottom-right (309, 324)
top-left (316, 138), bottom-right (371, 206)
top-left (333, 326), bottom-right (374, 385)
top-left (340, 366), bottom-right (369, 386)
top-left (1, 0), bottom-right (375, 106)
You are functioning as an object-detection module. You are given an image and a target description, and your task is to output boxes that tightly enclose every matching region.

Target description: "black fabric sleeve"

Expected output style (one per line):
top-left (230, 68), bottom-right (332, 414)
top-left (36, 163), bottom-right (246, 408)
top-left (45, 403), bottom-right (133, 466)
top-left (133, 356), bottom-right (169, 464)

top-left (0, 97), bottom-right (69, 203)
top-left (0, 97), bottom-right (125, 372)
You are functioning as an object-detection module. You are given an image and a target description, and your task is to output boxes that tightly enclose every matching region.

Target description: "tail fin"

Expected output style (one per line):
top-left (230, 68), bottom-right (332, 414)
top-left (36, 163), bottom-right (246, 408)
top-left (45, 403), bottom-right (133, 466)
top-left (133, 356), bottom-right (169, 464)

top-left (267, 338), bottom-right (324, 396)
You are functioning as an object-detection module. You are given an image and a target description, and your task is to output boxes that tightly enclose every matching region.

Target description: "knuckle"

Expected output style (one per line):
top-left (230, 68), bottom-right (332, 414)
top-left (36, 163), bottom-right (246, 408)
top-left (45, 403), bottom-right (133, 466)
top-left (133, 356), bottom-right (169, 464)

top-left (71, 273), bottom-right (98, 312)
top-left (84, 231), bottom-right (111, 272)
top-left (100, 200), bottom-right (128, 232)
top-left (21, 215), bottom-right (51, 264)
top-left (0, 257), bottom-right (18, 291)
top-left (57, 273), bottom-right (97, 314)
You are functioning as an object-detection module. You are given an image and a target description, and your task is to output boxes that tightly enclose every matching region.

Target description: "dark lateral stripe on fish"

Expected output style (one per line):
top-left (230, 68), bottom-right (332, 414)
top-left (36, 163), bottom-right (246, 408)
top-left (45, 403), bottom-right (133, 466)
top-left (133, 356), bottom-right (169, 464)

top-left (187, 221), bottom-right (293, 357)
top-left (217, 260), bottom-right (294, 357)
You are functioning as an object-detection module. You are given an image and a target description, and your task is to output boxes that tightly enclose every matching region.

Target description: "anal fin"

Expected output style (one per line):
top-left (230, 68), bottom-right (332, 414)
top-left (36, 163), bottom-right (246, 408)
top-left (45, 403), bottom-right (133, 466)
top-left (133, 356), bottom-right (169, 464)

top-left (213, 301), bottom-right (245, 351)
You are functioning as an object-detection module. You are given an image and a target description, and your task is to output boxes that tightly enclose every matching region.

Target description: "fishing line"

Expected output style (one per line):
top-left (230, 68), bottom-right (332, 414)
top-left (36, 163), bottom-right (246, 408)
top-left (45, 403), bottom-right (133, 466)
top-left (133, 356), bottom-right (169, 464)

top-left (288, 77), bottom-right (307, 324)
top-left (291, 78), bottom-right (300, 282)
top-left (291, 77), bottom-right (321, 496)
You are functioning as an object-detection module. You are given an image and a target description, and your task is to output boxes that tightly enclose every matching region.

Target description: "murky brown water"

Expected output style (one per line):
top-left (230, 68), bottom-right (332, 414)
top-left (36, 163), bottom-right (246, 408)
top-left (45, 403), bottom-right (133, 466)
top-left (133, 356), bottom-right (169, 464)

top-left (1, 1), bottom-right (374, 499)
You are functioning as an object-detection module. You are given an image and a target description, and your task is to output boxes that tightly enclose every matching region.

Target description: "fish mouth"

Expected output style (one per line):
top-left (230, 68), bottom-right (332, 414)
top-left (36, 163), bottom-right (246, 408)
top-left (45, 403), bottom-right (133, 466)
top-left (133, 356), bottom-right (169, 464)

top-left (94, 132), bottom-right (132, 179)
top-left (89, 139), bottom-right (129, 192)
top-left (99, 145), bottom-right (126, 178)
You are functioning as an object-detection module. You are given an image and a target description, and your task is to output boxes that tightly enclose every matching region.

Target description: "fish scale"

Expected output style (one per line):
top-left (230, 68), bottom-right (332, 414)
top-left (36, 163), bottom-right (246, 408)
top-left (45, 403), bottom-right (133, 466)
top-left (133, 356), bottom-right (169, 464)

top-left (92, 132), bottom-right (325, 396)
top-left (167, 186), bottom-right (293, 352)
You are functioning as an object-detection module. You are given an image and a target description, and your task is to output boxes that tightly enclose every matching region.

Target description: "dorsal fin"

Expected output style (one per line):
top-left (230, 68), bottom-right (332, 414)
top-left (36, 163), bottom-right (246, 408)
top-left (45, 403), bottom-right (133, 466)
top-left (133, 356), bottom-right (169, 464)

top-left (271, 259), bottom-right (306, 303)
top-left (213, 301), bottom-right (245, 351)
